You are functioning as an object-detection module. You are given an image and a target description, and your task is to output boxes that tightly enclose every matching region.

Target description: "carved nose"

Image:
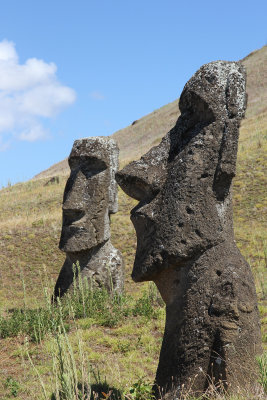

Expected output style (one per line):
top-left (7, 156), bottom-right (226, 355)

top-left (62, 196), bottom-right (86, 226)
top-left (116, 161), bottom-right (160, 202)
top-left (62, 171), bottom-right (87, 212)
top-left (116, 136), bottom-right (168, 202)
top-left (116, 170), bottom-right (154, 201)
top-left (62, 174), bottom-right (87, 226)
top-left (62, 209), bottom-right (85, 227)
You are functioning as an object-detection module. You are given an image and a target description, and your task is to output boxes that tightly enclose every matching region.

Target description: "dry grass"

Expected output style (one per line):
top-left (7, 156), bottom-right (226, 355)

top-left (0, 46), bottom-right (266, 399)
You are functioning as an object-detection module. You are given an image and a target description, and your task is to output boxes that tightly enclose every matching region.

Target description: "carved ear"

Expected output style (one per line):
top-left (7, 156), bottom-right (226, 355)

top-left (213, 65), bottom-right (246, 202)
top-left (212, 120), bottom-right (239, 201)
top-left (225, 69), bottom-right (247, 120)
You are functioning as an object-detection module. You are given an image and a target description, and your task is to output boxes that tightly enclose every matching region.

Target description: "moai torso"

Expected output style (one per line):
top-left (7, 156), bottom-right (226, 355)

top-left (54, 137), bottom-right (124, 298)
top-left (116, 62), bottom-right (262, 398)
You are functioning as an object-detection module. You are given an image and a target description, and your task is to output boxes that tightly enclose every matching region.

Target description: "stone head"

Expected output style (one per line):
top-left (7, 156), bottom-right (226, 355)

top-left (59, 137), bottom-right (119, 253)
top-left (116, 61), bottom-right (246, 282)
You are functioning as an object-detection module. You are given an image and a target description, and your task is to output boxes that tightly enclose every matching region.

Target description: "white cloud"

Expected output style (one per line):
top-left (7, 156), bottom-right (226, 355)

top-left (0, 39), bottom-right (76, 148)
top-left (0, 40), bottom-right (18, 63)
top-left (89, 90), bottom-right (105, 100)
top-left (19, 123), bottom-right (48, 142)
top-left (19, 84), bottom-right (75, 117)
top-left (0, 137), bottom-right (10, 151)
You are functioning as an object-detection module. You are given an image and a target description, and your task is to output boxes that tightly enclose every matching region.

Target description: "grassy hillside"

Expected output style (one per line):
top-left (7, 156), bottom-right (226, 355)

top-left (35, 45), bottom-right (267, 178)
top-left (0, 47), bottom-right (266, 399)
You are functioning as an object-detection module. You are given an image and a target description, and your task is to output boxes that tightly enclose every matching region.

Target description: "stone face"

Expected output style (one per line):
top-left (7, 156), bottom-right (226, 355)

top-left (116, 62), bottom-right (262, 397)
top-left (54, 137), bottom-right (124, 298)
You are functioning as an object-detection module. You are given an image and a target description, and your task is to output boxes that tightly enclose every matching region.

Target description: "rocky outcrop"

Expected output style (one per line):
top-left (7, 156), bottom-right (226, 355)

top-left (54, 137), bottom-right (124, 298)
top-left (116, 62), bottom-right (262, 397)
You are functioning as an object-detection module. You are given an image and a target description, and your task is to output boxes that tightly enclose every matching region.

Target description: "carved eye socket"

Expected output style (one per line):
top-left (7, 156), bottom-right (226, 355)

top-left (69, 156), bottom-right (107, 177)
top-left (179, 91), bottom-right (215, 128)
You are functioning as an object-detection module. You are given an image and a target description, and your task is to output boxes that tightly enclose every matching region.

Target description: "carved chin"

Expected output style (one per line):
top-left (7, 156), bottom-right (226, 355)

top-left (132, 253), bottom-right (163, 282)
top-left (131, 231), bottom-right (176, 282)
top-left (132, 230), bottom-right (218, 283)
top-left (59, 225), bottom-right (98, 253)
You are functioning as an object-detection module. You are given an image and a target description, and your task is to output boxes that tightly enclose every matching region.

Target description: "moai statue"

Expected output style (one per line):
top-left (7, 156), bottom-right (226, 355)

top-left (116, 62), bottom-right (262, 397)
top-left (54, 137), bottom-right (124, 298)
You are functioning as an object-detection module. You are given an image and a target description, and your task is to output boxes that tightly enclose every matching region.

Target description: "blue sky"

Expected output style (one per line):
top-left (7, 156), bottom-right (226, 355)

top-left (0, 0), bottom-right (266, 186)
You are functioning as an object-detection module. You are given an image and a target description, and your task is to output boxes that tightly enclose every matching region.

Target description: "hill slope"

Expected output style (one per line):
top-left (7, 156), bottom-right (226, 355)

top-left (34, 45), bottom-right (267, 178)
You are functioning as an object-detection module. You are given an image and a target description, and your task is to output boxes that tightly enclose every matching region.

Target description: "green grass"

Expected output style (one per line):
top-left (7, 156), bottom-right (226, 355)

top-left (2, 277), bottom-right (264, 399)
top-left (0, 270), bottom-right (164, 342)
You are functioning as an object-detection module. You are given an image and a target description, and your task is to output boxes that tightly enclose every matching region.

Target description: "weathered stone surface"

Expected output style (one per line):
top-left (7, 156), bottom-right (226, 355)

top-left (54, 137), bottom-right (124, 298)
top-left (116, 62), bottom-right (262, 397)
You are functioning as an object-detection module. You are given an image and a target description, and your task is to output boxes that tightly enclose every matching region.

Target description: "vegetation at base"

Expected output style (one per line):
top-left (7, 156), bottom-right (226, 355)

top-left (0, 306), bottom-right (64, 342)
top-left (4, 377), bottom-right (21, 398)
top-left (257, 352), bottom-right (267, 394)
top-left (0, 275), bottom-right (163, 342)
top-left (0, 265), bottom-right (265, 400)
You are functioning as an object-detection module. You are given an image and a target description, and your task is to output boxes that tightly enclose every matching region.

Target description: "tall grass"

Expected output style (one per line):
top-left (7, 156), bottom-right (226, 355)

top-left (4, 265), bottom-right (264, 400)
top-left (0, 264), bottom-right (163, 343)
top-left (9, 266), bottom-right (159, 399)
